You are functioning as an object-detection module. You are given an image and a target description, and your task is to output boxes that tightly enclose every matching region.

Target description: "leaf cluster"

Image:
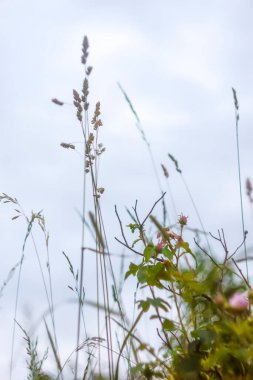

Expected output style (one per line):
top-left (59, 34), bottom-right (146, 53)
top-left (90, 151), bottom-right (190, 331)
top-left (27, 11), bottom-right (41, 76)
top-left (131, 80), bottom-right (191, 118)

top-left (124, 217), bottom-right (252, 379)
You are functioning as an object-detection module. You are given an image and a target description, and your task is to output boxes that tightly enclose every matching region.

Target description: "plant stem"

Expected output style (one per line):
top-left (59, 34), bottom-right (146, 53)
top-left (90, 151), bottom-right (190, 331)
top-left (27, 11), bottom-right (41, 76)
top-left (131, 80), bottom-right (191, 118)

top-left (114, 310), bottom-right (144, 380)
top-left (232, 87), bottom-right (249, 281)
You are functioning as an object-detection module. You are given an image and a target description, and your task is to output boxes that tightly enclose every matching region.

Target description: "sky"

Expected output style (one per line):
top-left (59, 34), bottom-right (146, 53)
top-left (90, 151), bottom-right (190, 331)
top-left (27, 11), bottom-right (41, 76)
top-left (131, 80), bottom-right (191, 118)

top-left (0, 0), bottom-right (253, 378)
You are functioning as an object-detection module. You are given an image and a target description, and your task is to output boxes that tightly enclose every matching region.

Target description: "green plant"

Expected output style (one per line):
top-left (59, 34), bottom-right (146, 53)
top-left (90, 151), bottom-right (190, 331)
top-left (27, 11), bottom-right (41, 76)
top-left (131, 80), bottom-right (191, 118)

top-left (119, 203), bottom-right (252, 379)
top-left (1, 34), bottom-right (252, 380)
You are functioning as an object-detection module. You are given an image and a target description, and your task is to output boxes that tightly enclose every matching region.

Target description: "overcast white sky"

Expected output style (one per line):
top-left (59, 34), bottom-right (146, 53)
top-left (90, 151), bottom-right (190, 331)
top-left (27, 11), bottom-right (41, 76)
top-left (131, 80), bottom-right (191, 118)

top-left (1, 0), bottom-right (253, 378)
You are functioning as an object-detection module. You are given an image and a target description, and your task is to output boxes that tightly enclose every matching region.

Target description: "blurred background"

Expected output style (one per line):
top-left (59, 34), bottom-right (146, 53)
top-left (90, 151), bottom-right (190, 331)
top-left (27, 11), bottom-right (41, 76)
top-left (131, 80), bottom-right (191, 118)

top-left (1, 0), bottom-right (253, 378)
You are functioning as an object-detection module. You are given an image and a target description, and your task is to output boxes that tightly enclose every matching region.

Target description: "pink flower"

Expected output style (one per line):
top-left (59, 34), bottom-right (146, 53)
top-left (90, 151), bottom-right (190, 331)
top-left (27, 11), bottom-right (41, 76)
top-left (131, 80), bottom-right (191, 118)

top-left (178, 214), bottom-right (188, 226)
top-left (156, 241), bottom-right (164, 252)
top-left (157, 228), bottom-right (180, 242)
top-left (168, 230), bottom-right (180, 240)
top-left (228, 292), bottom-right (249, 310)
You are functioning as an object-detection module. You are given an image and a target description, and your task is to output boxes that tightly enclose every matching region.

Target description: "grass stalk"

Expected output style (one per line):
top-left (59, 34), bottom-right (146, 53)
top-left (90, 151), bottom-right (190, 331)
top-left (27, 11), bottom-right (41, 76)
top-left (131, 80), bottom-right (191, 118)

top-left (232, 87), bottom-right (249, 281)
top-left (114, 310), bottom-right (144, 380)
top-left (118, 83), bottom-right (168, 226)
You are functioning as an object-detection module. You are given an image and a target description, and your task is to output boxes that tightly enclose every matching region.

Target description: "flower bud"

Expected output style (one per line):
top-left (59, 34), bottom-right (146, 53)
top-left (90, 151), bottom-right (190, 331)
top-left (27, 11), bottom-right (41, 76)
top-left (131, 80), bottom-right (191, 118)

top-left (178, 214), bottom-right (188, 226)
top-left (156, 241), bottom-right (163, 253)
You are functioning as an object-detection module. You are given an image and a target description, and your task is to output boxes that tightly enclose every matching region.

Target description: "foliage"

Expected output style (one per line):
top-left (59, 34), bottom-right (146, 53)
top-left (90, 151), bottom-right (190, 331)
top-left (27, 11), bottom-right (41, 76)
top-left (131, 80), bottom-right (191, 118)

top-left (123, 212), bottom-right (252, 379)
top-left (1, 34), bottom-right (252, 380)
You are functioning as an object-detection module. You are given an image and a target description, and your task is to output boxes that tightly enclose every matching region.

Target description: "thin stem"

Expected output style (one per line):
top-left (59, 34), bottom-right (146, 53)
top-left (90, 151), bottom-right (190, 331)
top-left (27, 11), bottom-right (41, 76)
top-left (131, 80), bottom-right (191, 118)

top-left (149, 287), bottom-right (172, 350)
top-left (114, 310), bottom-right (144, 380)
top-left (74, 125), bottom-right (88, 380)
top-left (118, 83), bottom-right (168, 224)
top-left (232, 258), bottom-right (250, 288)
top-left (194, 238), bottom-right (221, 269)
top-left (232, 87), bottom-right (249, 281)
top-left (171, 282), bottom-right (189, 346)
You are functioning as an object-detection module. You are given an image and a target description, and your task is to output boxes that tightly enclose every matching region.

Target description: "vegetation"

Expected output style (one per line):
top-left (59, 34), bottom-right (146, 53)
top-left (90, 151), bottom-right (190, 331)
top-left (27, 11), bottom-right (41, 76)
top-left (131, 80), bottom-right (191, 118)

top-left (1, 35), bottom-right (252, 380)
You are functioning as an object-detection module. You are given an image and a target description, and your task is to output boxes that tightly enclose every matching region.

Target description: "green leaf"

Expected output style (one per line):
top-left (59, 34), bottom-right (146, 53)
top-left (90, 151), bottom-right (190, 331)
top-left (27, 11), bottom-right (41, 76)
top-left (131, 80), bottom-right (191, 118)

top-left (127, 223), bottom-right (140, 233)
top-left (145, 264), bottom-right (168, 284)
top-left (178, 241), bottom-right (197, 263)
top-left (132, 238), bottom-right (142, 247)
top-left (162, 247), bottom-right (173, 260)
top-left (191, 329), bottom-right (216, 348)
top-left (179, 241), bottom-right (191, 252)
top-left (137, 266), bottom-right (148, 283)
top-left (137, 297), bottom-right (169, 313)
top-left (138, 343), bottom-right (147, 350)
top-left (162, 319), bottom-right (175, 331)
top-left (138, 300), bottom-right (150, 312)
top-left (182, 271), bottom-right (196, 281)
top-left (187, 281), bottom-right (206, 294)
top-left (144, 245), bottom-right (156, 262)
top-left (148, 297), bottom-right (169, 312)
top-left (125, 262), bottom-right (139, 280)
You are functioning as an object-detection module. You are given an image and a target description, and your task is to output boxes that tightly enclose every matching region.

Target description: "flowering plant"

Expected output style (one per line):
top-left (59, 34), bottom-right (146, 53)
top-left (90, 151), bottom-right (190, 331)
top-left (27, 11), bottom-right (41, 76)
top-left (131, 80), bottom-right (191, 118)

top-left (2, 34), bottom-right (252, 380)
top-left (119, 200), bottom-right (252, 380)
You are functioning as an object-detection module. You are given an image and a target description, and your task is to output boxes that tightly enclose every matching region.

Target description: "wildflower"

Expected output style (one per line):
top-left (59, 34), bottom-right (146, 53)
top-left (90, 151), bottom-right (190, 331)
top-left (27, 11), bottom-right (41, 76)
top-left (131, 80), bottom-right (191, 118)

top-left (169, 230), bottom-right (180, 240)
top-left (178, 214), bottom-right (188, 226)
top-left (156, 241), bottom-right (164, 253)
top-left (228, 292), bottom-right (249, 310)
top-left (157, 228), bottom-right (180, 242)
